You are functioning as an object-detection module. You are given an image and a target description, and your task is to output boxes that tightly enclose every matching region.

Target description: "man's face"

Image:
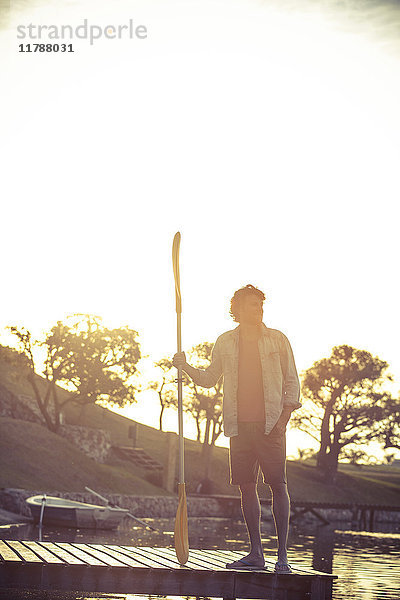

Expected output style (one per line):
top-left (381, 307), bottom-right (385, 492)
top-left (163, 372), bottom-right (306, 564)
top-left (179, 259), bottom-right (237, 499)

top-left (238, 294), bottom-right (263, 325)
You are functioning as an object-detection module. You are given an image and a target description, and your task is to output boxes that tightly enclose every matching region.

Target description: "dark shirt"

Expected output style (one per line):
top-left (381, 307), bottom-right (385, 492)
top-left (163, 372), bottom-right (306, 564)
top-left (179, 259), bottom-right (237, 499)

top-left (237, 335), bottom-right (265, 423)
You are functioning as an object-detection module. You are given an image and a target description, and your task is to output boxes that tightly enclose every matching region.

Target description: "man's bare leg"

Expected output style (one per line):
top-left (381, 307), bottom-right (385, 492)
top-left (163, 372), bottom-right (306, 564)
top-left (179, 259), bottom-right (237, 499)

top-left (270, 482), bottom-right (290, 563)
top-left (226, 482), bottom-right (264, 567)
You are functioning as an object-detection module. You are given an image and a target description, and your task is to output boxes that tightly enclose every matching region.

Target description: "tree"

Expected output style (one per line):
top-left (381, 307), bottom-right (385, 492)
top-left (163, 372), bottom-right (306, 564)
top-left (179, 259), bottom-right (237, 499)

top-left (296, 447), bottom-right (317, 461)
top-left (9, 314), bottom-right (141, 432)
top-left (149, 358), bottom-right (178, 431)
top-left (379, 396), bottom-right (400, 451)
top-left (340, 448), bottom-right (375, 467)
top-left (291, 345), bottom-right (393, 482)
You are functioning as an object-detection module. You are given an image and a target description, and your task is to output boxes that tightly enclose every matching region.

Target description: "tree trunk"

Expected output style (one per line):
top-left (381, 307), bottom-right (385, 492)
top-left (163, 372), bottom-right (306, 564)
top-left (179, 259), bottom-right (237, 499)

top-left (317, 445), bottom-right (340, 483)
top-left (196, 416), bottom-right (202, 442)
top-left (211, 418), bottom-right (223, 445)
top-left (159, 403), bottom-right (165, 431)
top-left (203, 442), bottom-right (214, 481)
top-left (317, 409), bottom-right (332, 468)
top-left (317, 395), bottom-right (338, 470)
top-left (202, 415), bottom-right (211, 457)
top-left (211, 419), bottom-right (216, 444)
top-left (52, 384), bottom-right (61, 433)
top-left (27, 375), bottom-right (57, 432)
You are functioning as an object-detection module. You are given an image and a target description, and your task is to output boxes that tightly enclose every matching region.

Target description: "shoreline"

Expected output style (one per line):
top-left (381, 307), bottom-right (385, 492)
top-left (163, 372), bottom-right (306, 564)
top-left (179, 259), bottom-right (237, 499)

top-left (1, 488), bottom-right (400, 527)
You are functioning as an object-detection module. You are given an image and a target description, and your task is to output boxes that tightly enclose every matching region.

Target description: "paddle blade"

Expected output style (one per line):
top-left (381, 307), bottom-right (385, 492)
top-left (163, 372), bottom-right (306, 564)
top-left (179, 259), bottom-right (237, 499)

top-left (174, 482), bottom-right (189, 565)
top-left (172, 231), bottom-right (182, 314)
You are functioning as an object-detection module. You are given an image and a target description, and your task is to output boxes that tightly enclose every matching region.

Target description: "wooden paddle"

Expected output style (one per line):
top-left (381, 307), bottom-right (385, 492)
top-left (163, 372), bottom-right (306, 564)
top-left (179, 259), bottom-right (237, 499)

top-left (172, 231), bottom-right (189, 565)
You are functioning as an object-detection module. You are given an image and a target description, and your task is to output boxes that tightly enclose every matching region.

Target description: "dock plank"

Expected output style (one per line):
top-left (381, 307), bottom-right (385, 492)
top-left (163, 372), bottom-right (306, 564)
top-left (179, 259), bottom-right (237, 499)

top-left (6, 540), bottom-right (43, 563)
top-left (39, 541), bottom-right (87, 565)
top-left (23, 541), bottom-right (65, 564)
top-left (117, 545), bottom-right (178, 568)
top-left (189, 548), bottom-right (255, 569)
top-left (86, 544), bottom-right (148, 568)
top-left (134, 547), bottom-right (193, 569)
top-left (121, 545), bottom-right (213, 571)
top-left (172, 547), bottom-right (231, 570)
top-left (143, 547), bottom-right (209, 570)
top-left (206, 549), bottom-right (281, 571)
top-left (193, 549), bottom-right (278, 573)
top-left (0, 541), bottom-right (23, 563)
top-left (154, 547), bottom-right (236, 570)
top-left (78, 543), bottom-right (132, 568)
top-left (55, 542), bottom-right (109, 566)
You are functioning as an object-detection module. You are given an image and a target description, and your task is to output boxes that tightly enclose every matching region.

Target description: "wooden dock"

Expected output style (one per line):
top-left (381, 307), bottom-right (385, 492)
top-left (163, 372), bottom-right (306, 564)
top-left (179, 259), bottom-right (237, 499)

top-left (0, 540), bottom-right (336, 600)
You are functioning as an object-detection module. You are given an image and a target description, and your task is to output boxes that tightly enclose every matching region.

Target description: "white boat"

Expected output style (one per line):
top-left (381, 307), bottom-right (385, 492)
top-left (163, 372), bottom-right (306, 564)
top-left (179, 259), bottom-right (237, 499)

top-left (26, 495), bottom-right (129, 530)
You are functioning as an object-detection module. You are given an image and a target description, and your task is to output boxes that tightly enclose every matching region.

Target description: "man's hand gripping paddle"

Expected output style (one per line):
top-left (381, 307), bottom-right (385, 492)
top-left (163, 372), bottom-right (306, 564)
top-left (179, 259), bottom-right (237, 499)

top-left (172, 231), bottom-right (189, 565)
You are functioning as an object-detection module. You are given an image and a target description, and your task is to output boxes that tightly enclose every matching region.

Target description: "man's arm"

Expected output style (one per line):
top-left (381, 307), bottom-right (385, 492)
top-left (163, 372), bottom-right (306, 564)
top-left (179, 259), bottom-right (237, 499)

top-left (279, 333), bottom-right (301, 410)
top-left (274, 334), bottom-right (301, 432)
top-left (173, 337), bottom-right (223, 389)
top-left (277, 406), bottom-right (295, 429)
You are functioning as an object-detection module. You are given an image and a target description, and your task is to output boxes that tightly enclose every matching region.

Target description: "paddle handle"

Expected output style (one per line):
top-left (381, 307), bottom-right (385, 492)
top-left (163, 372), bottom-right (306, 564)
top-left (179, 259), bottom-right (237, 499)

top-left (172, 232), bottom-right (185, 485)
top-left (177, 311), bottom-right (184, 484)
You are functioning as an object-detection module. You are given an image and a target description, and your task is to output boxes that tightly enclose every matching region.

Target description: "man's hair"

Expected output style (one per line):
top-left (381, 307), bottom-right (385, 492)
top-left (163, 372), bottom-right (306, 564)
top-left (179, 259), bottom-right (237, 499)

top-left (229, 284), bottom-right (266, 322)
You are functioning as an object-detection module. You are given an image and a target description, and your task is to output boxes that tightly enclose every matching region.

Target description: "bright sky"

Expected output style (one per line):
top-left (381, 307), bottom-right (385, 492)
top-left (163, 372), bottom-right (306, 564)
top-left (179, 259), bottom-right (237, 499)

top-left (1, 0), bottom-right (399, 458)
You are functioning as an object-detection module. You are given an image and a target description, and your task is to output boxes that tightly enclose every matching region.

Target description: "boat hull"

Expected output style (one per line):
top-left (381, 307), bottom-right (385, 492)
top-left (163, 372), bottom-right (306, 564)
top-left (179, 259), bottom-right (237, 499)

top-left (26, 496), bottom-right (128, 530)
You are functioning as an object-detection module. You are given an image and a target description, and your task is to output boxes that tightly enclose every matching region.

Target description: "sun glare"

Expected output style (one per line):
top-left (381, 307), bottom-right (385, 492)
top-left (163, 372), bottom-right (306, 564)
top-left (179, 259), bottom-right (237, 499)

top-left (2, 0), bottom-right (399, 458)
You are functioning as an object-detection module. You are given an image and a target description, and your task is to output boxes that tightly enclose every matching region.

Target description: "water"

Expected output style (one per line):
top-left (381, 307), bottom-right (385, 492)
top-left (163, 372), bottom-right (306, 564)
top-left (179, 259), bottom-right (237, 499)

top-left (1, 516), bottom-right (400, 599)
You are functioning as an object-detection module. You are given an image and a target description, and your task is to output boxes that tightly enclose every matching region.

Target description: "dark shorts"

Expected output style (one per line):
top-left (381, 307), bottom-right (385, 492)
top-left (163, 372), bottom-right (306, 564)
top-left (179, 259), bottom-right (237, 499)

top-left (229, 422), bottom-right (287, 486)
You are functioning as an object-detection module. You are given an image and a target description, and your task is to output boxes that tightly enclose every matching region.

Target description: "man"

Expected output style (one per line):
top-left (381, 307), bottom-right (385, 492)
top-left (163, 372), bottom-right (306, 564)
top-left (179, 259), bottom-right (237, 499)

top-left (173, 284), bottom-right (301, 573)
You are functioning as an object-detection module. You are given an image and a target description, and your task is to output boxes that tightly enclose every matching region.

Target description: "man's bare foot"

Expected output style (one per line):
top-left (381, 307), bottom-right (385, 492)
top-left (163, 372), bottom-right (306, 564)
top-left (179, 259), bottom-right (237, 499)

top-left (274, 560), bottom-right (292, 573)
top-left (226, 553), bottom-right (265, 570)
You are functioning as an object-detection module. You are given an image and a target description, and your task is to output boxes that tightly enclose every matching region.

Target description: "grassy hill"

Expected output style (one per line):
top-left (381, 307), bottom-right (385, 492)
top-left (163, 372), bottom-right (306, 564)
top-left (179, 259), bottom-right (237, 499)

top-left (1, 357), bottom-right (400, 504)
top-left (1, 410), bottom-right (400, 505)
top-left (0, 416), bottom-right (165, 495)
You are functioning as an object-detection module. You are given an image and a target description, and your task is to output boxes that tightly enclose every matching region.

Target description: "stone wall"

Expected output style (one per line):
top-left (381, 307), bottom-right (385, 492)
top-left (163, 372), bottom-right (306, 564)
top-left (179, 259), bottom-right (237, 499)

top-left (16, 393), bottom-right (47, 423)
top-left (0, 384), bottom-right (40, 424)
top-left (0, 383), bottom-right (111, 462)
top-left (1, 488), bottom-right (400, 523)
top-left (0, 488), bottom-right (224, 519)
top-left (58, 425), bottom-right (111, 463)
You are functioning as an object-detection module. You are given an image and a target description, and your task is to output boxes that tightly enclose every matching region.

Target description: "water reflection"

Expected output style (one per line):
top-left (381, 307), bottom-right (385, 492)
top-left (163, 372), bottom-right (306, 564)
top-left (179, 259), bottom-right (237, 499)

top-left (312, 524), bottom-right (335, 573)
